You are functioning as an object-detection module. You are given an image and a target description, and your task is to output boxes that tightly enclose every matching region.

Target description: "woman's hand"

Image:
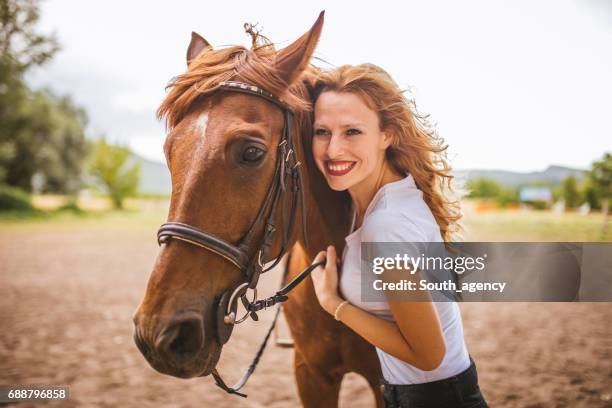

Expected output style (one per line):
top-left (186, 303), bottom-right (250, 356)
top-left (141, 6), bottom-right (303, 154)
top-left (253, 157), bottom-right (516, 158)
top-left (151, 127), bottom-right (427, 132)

top-left (311, 245), bottom-right (344, 316)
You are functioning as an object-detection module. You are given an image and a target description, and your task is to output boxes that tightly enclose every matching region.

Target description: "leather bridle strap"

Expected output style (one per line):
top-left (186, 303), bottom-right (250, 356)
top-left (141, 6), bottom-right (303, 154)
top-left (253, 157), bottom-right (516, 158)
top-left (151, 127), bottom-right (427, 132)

top-left (158, 222), bottom-right (249, 270)
top-left (211, 255), bottom-right (326, 398)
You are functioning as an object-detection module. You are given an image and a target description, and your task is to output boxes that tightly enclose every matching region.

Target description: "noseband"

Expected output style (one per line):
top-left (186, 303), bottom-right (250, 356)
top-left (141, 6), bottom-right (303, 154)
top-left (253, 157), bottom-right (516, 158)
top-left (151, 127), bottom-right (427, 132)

top-left (156, 81), bottom-right (320, 397)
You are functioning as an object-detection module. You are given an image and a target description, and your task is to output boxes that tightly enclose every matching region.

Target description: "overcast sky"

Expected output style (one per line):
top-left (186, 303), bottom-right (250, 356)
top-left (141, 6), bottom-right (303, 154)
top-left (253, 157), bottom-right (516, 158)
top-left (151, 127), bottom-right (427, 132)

top-left (27, 0), bottom-right (612, 172)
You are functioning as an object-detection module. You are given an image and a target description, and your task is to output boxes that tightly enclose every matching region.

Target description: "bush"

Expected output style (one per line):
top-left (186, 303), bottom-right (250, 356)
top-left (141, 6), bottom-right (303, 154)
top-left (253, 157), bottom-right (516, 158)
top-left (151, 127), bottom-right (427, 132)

top-left (562, 176), bottom-right (581, 208)
top-left (497, 187), bottom-right (519, 208)
top-left (467, 178), bottom-right (502, 198)
top-left (584, 184), bottom-right (601, 210)
top-left (0, 184), bottom-right (34, 211)
top-left (531, 201), bottom-right (548, 210)
top-left (56, 197), bottom-right (83, 214)
top-left (88, 137), bottom-right (140, 209)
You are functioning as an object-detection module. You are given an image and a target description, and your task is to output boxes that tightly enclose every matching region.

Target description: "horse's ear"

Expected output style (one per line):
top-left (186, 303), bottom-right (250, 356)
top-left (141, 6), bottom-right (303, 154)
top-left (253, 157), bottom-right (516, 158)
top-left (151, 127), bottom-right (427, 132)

top-left (187, 32), bottom-right (212, 66)
top-left (274, 10), bottom-right (324, 85)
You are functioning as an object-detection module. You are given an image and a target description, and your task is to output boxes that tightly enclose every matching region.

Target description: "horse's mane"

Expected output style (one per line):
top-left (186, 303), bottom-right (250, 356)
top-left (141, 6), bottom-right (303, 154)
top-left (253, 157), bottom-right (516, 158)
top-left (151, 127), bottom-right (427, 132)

top-left (157, 35), bottom-right (313, 129)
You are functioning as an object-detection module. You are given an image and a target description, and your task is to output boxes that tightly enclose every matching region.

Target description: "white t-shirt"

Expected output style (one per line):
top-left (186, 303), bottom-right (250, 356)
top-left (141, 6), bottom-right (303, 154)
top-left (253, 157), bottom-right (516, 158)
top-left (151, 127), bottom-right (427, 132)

top-left (339, 174), bottom-right (471, 384)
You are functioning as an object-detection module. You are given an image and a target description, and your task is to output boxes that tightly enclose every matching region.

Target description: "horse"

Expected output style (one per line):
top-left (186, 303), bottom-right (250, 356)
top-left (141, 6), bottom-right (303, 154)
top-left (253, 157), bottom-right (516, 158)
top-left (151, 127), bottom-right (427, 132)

top-left (132, 12), bottom-right (383, 407)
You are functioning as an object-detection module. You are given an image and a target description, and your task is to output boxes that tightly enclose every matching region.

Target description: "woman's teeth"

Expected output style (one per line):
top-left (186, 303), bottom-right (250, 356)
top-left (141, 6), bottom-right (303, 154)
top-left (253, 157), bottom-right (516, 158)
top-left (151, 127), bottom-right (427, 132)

top-left (329, 163), bottom-right (352, 171)
top-left (326, 161), bottom-right (356, 175)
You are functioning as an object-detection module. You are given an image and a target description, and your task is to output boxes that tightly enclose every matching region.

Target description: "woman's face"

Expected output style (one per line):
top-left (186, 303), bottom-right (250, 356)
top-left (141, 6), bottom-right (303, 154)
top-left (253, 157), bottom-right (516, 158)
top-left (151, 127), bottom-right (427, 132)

top-left (312, 91), bottom-right (392, 192)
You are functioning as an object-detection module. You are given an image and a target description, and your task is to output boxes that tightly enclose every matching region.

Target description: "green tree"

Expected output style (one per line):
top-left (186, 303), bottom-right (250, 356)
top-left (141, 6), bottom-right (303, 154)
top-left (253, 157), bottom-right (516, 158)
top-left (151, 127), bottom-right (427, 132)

top-left (1, 0), bottom-right (87, 193)
top-left (496, 186), bottom-right (519, 207)
top-left (589, 152), bottom-right (611, 233)
top-left (89, 138), bottom-right (140, 209)
top-left (0, 57), bottom-right (27, 182)
top-left (466, 178), bottom-right (502, 198)
top-left (583, 183), bottom-right (600, 210)
top-left (1, 0), bottom-right (59, 73)
top-left (562, 175), bottom-right (581, 209)
top-left (1, 90), bottom-right (89, 192)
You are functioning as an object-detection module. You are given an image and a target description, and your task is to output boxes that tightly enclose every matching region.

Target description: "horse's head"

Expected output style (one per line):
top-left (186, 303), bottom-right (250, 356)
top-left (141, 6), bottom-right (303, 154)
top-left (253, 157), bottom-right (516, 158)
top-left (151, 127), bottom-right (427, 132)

top-left (133, 13), bottom-right (324, 379)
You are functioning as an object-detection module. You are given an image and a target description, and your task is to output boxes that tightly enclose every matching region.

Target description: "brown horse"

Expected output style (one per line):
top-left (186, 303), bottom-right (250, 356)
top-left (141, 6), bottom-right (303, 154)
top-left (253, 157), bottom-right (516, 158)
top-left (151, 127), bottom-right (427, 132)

top-left (133, 13), bottom-right (383, 407)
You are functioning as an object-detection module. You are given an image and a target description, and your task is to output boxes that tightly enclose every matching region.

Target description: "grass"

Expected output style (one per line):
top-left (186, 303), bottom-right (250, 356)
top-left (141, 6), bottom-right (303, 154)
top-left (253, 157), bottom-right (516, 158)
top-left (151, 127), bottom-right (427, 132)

top-left (0, 197), bottom-right (169, 231)
top-left (1, 197), bottom-right (610, 242)
top-left (462, 208), bottom-right (611, 242)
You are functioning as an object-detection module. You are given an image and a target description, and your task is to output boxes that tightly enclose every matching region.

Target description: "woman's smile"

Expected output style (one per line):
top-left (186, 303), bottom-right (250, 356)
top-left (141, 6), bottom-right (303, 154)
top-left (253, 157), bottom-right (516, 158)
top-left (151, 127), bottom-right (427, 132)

top-left (326, 160), bottom-right (357, 176)
top-left (312, 91), bottom-right (394, 195)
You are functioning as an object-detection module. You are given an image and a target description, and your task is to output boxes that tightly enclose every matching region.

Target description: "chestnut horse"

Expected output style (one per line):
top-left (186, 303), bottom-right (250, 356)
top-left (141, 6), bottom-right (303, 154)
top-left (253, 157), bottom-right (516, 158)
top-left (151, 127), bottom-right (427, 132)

top-left (133, 13), bottom-right (383, 407)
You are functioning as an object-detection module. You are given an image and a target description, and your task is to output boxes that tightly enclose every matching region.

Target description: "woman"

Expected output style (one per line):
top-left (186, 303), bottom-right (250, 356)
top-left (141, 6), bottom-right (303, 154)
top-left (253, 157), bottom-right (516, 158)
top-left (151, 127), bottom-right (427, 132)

top-left (309, 64), bottom-right (488, 407)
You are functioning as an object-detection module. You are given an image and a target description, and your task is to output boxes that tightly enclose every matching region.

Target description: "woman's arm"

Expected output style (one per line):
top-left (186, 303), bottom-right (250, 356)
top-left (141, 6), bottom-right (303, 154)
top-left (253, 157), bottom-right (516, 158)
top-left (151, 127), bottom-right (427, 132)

top-left (312, 245), bottom-right (446, 371)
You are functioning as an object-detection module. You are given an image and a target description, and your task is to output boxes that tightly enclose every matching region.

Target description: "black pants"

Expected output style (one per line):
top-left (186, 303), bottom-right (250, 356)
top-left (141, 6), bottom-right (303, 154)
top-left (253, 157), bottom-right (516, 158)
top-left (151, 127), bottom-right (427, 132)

top-left (380, 357), bottom-right (488, 408)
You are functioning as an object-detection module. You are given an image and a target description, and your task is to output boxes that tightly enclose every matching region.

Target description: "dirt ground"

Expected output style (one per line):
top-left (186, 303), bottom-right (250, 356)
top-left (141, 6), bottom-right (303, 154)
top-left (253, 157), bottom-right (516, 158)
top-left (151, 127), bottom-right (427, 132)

top-left (0, 218), bottom-right (611, 407)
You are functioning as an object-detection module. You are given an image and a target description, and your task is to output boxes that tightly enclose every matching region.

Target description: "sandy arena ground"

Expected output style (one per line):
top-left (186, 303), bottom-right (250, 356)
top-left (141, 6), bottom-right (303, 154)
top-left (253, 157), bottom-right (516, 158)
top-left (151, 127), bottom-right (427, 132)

top-left (0, 219), bottom-right (611, 407)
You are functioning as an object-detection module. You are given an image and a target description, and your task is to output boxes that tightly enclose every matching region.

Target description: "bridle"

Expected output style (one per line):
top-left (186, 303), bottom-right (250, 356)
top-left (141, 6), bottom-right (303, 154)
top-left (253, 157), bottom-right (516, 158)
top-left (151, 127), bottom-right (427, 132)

top-left (156, 80), bottom-right (323, 397)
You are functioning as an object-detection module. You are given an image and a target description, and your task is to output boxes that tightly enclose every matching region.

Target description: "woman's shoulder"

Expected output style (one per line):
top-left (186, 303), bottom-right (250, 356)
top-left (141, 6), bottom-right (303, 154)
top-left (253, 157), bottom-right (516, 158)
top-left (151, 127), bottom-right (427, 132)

top-left (361, 209), bottom-right (429, 242)
top-left (362, 192), bottom-right (442, 242)
top-left (358, 175), bottom-right (443, 243)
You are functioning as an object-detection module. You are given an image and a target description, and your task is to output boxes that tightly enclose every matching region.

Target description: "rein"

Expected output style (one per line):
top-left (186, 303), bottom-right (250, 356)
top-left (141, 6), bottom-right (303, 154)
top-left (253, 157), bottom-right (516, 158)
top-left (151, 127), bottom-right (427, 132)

top-left (156, 81), bottom-right (324, 397)
top-left (211, 252), bottom-right (324, 397)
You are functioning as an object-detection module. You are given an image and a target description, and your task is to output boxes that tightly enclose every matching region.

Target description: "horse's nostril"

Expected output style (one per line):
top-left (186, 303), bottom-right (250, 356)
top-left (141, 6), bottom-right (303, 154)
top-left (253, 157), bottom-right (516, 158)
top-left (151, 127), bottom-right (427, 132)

top-left (155, 317), bottom-right (204, 362)
top-left (170, 320), bottom-right (202, 356)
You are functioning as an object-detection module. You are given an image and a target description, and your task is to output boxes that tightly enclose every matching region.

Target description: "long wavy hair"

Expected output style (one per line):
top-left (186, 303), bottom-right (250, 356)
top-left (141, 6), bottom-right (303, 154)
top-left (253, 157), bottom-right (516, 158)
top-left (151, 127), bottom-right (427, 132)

top-left (309, 64), bottom-right (462, 241)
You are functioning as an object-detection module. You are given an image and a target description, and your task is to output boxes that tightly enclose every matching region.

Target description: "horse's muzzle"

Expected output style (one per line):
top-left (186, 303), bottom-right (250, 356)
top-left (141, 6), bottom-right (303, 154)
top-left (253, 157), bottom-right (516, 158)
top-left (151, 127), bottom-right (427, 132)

top-left (133, 310), bottom-right (217, 378)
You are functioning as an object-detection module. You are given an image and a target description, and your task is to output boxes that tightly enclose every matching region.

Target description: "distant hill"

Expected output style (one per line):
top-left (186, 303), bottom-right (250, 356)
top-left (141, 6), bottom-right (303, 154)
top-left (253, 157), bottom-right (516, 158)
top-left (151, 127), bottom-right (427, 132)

top-left (453, 165), bottom-right (587, 187)
top-left (131, 154), bottom-right (171, 195)
top-left (135, 160), bottom-right (588, 195)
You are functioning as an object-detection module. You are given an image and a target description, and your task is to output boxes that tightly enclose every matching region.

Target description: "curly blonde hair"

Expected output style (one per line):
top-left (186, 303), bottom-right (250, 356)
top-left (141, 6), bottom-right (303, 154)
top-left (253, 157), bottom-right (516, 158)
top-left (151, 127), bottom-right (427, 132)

top-left (310, 64), bottom-right (462, 241)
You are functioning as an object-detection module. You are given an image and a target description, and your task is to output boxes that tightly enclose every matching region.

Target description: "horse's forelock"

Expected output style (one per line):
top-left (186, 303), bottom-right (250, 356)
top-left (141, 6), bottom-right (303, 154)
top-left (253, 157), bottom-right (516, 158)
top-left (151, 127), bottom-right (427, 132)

top-left (158, 43), bottom-right (311, 130)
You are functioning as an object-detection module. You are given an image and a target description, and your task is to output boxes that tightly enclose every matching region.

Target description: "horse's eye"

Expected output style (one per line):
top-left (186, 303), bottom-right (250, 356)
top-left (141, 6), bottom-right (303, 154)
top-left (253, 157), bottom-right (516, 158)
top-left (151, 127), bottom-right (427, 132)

top-left (242, 145), bottom-right (265, 163)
